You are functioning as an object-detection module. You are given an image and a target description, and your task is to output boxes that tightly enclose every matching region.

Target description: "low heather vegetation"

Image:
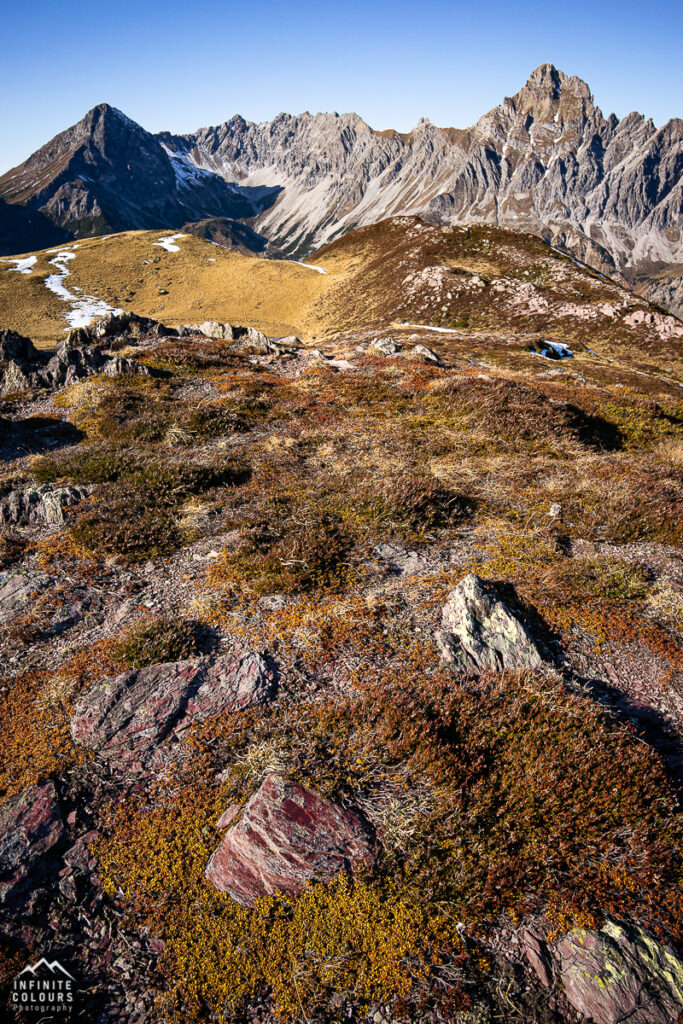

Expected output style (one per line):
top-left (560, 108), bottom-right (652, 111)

top-left (1, 220), bottom-right (683, 1024)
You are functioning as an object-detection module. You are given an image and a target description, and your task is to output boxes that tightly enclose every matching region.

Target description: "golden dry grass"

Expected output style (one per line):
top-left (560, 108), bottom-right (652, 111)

top-left (0, 231), bottom-right (347, 349)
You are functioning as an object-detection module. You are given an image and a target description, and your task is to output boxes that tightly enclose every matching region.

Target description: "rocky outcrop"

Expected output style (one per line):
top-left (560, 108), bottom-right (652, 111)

top-left (69, 310), bottom-right (175, 346)
top-left (193, 321), bottom-right (288, 355)
top-left (0, 484), bottom-right (86, 529)
top-left (205, 775), bottom-right (376, 906)
top-left (0, 780), bottom-right (66, 915)
top-left (522, 919), bottom-right (683, 1024)
top-left (70, 651), bottom-right (277, 776)
top-left (0, 330), bottom-right (44, 393)
top-left (435, 573), bottom-right (545, 672)
top-left (0, 322), bottom-right (150, 394)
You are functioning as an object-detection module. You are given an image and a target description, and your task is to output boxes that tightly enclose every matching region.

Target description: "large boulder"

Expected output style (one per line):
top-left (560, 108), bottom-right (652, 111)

top-left (0, 780), bottom-right (66, 915)
top-left (205, 775), bottom-right (376, 906)
top-left (70, 651), bottom-right (276, 776)
top-left (369, 337), bottom-right (403, 356)
top-left (193, 321), bottom-right (278, 354)
top-left (435, 573), bottom-right (545, 672)
top-left (522, 920), bottom-right (683, 1024)
top-left (194, 320), bottom-right (238, 341)
top-left (408, 343), bottom-right (442, 365)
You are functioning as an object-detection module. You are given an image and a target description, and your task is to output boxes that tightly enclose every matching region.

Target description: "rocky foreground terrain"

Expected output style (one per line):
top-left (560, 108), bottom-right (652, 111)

top-left (1, 63), bottom-right (683, 317)
top-left (1, 217), bottom-right (683, 1023)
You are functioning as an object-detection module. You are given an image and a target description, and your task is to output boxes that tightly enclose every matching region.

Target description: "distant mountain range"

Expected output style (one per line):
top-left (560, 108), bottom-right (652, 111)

top-left (1, 64), bottom-right (682, 314)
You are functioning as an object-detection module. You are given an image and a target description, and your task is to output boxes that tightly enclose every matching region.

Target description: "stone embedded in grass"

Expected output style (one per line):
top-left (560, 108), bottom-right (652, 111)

top-left (194, 320), bottom-right (237, 340)
top-left (369, 337), bottom-right (403, 356)
top-left (0, 484), bottom-right (87, 529)
top-left (0, 570), bottom-right (51, 625)
top-left (70, 651), bottom-right (277, 777)
top-left (523, 919), bottom-right (683, 1024)
top-left (194, 321), bottom-right (275, 353)
top-left (0, 780), bottom-right (65, 914)
top-left (408, 343), bottom-right (442, 364)
top-left (205, 775), bottom-right (376, 906)
top-left (435, 572), bottom-right (545, 672)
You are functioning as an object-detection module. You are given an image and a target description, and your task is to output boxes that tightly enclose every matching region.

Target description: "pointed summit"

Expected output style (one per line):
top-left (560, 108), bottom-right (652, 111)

top-left (524, 62), bottom-right (564, 98)
top-left (510, 63), bottom-right (595, 122)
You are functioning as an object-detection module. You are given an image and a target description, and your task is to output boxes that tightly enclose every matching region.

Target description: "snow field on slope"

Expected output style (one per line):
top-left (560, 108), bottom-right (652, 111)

top-left (44, 249), bottom-right (123, 329)
top-left (154, 234), bottom-right (187, 252)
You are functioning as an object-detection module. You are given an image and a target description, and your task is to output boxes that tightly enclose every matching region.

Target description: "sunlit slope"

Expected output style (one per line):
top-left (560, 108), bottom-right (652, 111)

top-left (2, 218), bottom-right (682, 390)
top-left (0, 230), bottom-right (338, 348)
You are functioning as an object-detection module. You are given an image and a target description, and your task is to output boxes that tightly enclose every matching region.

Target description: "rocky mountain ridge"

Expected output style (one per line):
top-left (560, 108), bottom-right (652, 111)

top-left (0, 104), bottom-right (277, 255)
top-left (1, 63), bottom-right (682, 314)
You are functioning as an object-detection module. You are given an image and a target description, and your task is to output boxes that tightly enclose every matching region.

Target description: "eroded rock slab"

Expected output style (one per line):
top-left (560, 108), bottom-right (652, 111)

top-left (70, 651), bottom-right (276, 775)
top-left (205, 775), bottom-right (375, 906)
top-left (435, 572), bottom-right (544, 672)
top-left (0, 780), bottom-right (66, 914)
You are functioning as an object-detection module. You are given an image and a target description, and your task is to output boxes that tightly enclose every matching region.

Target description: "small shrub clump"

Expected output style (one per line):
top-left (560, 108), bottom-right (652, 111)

top-left (114, 615), bottom-right (213, 669)
top-left (439, 377), bottom-right (623, 450)
top-left (211, 470), bottom-right (472, 598)
top-left (70, 458), bottom-right (250, 562)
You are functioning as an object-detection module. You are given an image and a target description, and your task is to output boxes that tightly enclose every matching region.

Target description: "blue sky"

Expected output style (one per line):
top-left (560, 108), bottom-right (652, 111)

top-left (2, 0), bottom-right (681, 174)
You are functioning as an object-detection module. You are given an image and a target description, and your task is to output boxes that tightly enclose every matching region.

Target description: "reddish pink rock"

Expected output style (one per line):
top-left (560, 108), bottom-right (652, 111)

top-left (520, 925), bottom-right (553, 988)
top-left (519, 920), bottom-right (683, 1024)
top-left (205, 775), bottom-right (375, 906)
top-left (70, 651), bottom-right (276, 775)
top-left (0, 780), bottom-right (65, 912)
top-left (555, 922), bottom-right (683, 1024)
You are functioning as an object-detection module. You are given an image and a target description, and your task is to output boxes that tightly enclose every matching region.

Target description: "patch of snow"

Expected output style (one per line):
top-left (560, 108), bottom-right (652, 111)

top-left (43, 249), bottom-right (122, 329)
top-left (289, 260), bottom-right (328, 275)
top-left (5, 255), bottom-right (37, 275)
top-left (154, 233), bottom-right (187, 253)
top-left (534, 340), bottom-right (573, 360)
top-left (399, 323), bottom-right (461, 334)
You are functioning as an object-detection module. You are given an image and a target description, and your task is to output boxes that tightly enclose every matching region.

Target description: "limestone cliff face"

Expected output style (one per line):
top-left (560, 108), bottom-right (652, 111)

top-left (2, 64), bottom-right (682, 314)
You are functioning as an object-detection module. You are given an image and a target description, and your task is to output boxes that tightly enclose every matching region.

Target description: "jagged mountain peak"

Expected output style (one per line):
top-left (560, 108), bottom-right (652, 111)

top-left (522, 62), bottom-right (591, 100)
top-left (508, 62), bottom-right (597, 122)
top-left (524, 61), bottom-right (565, 94)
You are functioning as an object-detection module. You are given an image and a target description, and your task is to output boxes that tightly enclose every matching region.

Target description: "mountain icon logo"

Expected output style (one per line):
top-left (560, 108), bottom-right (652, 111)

top-left (16, 959), bottom-right (76, 981)
top-left (11, 956), bottom-right (77, 1018)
